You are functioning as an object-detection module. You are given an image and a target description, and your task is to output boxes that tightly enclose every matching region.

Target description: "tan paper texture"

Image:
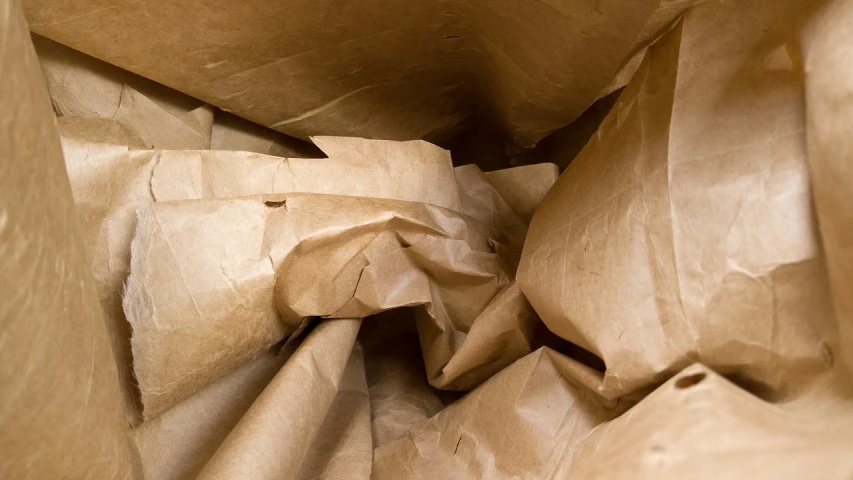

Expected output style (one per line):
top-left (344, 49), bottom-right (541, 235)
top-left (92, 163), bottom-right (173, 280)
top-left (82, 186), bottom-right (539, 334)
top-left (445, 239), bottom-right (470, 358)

top-left (35, 34), bottom-right (318, 157)
top-left (360, 312), bottom-right (458, 448)
top-left (124, 192), bottom-right (511, 418)
top-left (0, 2), bottom-right (132, 477)
top-left (59, 114), bottom-right (547, 422)
top-left (295, 340), bottom-right (373, 480)
top-left (23, 0), bottom-right (699, 146)
top-left (60, 134), bottom-right (466, 422)
top-left (33, 34), bottom-right (214, 150)
top-left (129, 347), bottom-right (290, 479)
top-left (484, 164), bottom-right (560, 223)
top-left (196, 318), bottom-right (363, 480)
top-left (211, 110), bottom-right (322, 158)
top-left (564, 364), bottom-right (853, 480)
top-left (519, 0), bottom-right (839, 401)
top-left (10, 0), bottom-right (853, 478)
top-left (372, 348), bottom-right (621, 480)
top-left (801, 0), bottom-right (853, 381)
top-left (130, 330), bottom-right (371, 480)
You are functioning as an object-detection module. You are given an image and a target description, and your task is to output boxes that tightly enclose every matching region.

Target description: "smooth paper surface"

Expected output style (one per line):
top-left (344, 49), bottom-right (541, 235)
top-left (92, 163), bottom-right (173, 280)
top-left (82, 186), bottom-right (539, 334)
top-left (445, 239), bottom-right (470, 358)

top-left (802, 0), bottom-right (853, 381)
top-left (0, 3), bottom-right (132, 477)
top-left (23, 0), bottom-right (699, 146)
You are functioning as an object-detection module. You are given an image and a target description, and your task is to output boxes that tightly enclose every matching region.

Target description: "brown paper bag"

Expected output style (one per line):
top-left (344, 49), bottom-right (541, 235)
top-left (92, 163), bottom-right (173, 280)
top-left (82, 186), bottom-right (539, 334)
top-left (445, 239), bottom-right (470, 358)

top-left (12, 1), bottom-right (853, 479)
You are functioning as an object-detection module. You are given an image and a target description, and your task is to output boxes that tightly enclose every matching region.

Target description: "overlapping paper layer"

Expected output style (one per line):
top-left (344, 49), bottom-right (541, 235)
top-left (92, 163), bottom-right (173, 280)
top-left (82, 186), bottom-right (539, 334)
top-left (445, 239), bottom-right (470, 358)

top-left (0, 1), bottom-right (132, 477)
top-left (22, 0), bottom-right (702, 146)
top-left (519, 0), bottom-right (844, 401)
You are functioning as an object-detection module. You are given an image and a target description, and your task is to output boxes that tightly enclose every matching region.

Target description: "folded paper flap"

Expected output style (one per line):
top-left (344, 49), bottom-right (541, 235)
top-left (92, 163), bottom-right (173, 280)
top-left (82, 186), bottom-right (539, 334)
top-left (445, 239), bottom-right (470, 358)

top-left (519, 0), bottom-right (838, 401)
top-left (24, 0), bottom-right (700, 145)
top-left (125, 199), bottom-right (286, 420)
top-left (801, 0), bottom-right (853, 382)
top-left (436, 282), bottom-right (539, 389)
top-left (295, 340), bottom-right (373, 480)
top-left (129, 347), bottom-right (291, 479)
top-left (58, 116), bottom-right (148, 148)
top-left (453, 163), bottom-right (524, 228)
top-left (0, 2), bottom-right (133, 477)
top-left (197, 318), bottom-right (362, 480)
top-left (566, 363), bottom-right (853, 479)
top-left (211, 109), bottom-right (322, 158)
top-left (482, 163), bottom-right (560, 223)
top-left (35, 35), bottom-right (213, 150)
top-left (149, 138), bottom-right (461, 211)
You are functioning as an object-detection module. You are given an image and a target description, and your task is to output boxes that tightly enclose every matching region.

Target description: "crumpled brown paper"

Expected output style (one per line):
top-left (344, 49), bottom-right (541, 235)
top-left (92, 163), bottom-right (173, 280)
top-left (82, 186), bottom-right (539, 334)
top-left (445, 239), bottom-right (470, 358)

top-left (9, 0), bottom-right (853, 478)
top-left (124, 192), bottom-right (512, 417)
top-left (0, 1), bottom-right (132, 477)
top-left (129, 327), bottom-right (372, 480)
top-left (22, 0), bottom-right (701, 146)
top-left (60, 125), bottom-right (549, 420)
top-left (482, 163), bottom-right (559, 223)
top-left (359, 310), bottom-right (460, 448)
top-left (519, 0), bottom-right (840, 401)
top-left (196, 318), bottom-right (366, 479)
top-left (129, 346), bottom-right (290, 478)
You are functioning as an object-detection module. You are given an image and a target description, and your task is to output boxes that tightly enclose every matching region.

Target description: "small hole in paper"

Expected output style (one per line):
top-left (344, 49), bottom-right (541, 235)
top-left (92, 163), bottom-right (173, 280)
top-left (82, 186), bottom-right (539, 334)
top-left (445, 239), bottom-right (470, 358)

top-left (674, 372), bottom-right (706, 389)
top-left (264, 200), bottom-right (287, 209)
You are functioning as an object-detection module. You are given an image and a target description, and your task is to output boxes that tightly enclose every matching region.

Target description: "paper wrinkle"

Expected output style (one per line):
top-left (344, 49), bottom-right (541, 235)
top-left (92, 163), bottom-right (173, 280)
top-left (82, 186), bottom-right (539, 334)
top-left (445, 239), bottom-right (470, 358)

top-left (18, 1), bottom-right (853, 478)
top-left (373, 348), bottom-right (621, 480)
top-left (519, 0), bottom-right (842, 402)
top-left (56, 132), bottom-right (519, 421)
top-left (125, 193), bottom-right (513, 418)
